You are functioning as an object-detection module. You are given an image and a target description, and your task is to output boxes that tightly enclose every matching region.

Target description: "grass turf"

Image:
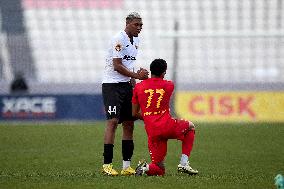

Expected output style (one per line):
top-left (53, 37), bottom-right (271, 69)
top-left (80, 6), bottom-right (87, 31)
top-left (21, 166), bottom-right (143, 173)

top-left (0, 121), bottom-right (283, 189)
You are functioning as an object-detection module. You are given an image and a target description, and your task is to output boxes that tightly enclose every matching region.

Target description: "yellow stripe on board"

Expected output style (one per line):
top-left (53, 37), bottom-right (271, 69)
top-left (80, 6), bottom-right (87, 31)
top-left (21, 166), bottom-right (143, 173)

top-left (175, 91), bottom-right (284, 122)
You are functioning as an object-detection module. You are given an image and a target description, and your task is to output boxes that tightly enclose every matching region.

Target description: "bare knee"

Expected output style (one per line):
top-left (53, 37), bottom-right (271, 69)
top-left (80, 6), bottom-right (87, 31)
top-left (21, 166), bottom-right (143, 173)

top-left (123, 121), bottom-right (134, 131)
top-left (122, 121), bottom-right (134, 140)
top-left (106, 118), bottom-right (119, 132)
top-left (104, 118), bottom-right (119, 144)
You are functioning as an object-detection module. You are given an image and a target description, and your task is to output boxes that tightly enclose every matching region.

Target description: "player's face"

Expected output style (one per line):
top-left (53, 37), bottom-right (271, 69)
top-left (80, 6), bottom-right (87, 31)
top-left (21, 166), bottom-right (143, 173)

top-left (127, 18), bottom-right (143, 37)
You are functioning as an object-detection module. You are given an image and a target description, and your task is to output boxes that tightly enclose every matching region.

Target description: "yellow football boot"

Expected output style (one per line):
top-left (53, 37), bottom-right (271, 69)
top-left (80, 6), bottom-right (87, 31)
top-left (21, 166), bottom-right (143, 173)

top-left (102, 164), bottom-right (119, 176)
top-left (120, 166), bottom-right (135, 176)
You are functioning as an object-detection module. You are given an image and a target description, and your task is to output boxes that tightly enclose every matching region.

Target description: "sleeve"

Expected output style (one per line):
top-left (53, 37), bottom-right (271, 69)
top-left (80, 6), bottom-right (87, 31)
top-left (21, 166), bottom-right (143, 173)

top-left (112, 37), bottom-right (124, 59)
top-left (132, 86), bottom-right (139, 104)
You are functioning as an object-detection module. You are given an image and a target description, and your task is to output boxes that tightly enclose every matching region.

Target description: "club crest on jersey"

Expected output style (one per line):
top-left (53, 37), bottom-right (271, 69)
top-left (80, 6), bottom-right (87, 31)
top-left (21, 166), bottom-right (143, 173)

top-left (115, 43), bottom-right (122, 51)
top-left (135, 45), bottom-right (138, 49)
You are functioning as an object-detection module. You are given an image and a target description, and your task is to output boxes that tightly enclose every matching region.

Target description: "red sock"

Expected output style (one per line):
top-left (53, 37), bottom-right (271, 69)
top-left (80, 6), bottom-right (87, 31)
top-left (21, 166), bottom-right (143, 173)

top-left (182, 130), bottom-right (195, 156)
top-left (146, 163), bottom-right (165, 176)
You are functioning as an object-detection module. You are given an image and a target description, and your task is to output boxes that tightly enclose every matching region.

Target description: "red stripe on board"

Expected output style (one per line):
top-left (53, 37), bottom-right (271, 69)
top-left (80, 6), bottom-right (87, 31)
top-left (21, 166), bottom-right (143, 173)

top-left (22, 0), bottom-right (123, 9)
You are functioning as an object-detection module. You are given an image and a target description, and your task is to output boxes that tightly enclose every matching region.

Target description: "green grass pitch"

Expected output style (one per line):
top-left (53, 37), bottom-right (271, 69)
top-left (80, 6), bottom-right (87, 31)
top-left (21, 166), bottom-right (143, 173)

top-left (0, 121), bottom-right (283, 189)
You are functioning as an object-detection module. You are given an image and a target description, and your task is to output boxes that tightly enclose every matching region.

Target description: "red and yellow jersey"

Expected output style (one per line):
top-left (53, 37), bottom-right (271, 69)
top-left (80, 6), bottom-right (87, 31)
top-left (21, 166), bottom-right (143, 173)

top-left (132, 78), bottom-right (175, 135)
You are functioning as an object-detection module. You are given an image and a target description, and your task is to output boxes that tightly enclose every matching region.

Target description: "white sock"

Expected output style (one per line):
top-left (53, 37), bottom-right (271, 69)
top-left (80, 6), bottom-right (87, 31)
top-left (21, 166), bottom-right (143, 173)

top-left (180, 154), bottom-right (189, 166)
top-left (144, 164), bottom-right (149, 172)
top-left (123, 160), bottom-right (131, 170)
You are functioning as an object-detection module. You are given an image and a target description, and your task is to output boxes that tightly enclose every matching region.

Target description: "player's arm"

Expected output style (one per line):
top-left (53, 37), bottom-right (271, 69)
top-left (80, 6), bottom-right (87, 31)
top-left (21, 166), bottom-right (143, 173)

top-left (132, 103), bottom-right (143, 120)
top-left (113, 58), bottom-right (148, 80)
top-left (132, 86), bottom-right (143, 120)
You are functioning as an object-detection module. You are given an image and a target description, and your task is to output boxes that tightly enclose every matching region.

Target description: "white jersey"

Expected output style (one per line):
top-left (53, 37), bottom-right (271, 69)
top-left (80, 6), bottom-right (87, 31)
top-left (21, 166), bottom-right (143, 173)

top-left (102, 31), bottom-right (140, 83)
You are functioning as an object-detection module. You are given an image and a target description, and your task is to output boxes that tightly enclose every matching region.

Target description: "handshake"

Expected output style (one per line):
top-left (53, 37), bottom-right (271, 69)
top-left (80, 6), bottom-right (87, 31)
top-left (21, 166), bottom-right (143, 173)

top-left (136, 67), bottom-right (149, 80)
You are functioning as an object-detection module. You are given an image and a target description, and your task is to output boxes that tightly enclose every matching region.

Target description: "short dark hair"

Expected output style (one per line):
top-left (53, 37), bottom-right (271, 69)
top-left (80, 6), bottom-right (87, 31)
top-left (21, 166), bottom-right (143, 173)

top-left (150, 59), bottom-right (167, 77)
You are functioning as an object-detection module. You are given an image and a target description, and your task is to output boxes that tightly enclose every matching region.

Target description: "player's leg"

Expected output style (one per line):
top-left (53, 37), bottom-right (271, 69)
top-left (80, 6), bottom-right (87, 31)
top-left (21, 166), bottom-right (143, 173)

top-left (174, 119), bottom-right (198, 175)
top-left (146, 161), bottom-right (165, 176)
top-left (120, 120), bottom-right (135, 175)
top-left (136, 137), bottom-right (167, 176)
top-left (180, 120), bottom-right (195, 158)
top-left (103, 118), bottom-right (118, 160)
top-left (120, 82), bottom-right (136, 175)
top-left (101, 83), bottom-right (121, 176)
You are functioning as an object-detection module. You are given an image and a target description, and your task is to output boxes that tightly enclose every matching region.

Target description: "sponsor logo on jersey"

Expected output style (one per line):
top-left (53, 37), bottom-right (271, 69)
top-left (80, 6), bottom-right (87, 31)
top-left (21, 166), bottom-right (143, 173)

top-left (123, 55), bottom-right (136, 60)
top-left (115, 43), bottom-right (122, 51)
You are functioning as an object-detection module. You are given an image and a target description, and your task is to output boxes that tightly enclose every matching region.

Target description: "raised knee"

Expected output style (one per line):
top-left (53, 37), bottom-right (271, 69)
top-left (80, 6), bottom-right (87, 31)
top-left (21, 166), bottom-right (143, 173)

top-left (184, 121), bottom-right (195, 135)
top-left (188, 121), bottom-right (195, 130)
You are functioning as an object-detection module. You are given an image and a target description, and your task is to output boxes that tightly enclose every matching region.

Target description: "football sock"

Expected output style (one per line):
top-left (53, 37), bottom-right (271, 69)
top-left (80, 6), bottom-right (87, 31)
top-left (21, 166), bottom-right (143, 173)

top-left (103, 144), bottom-right (114, 164)
top-left (180, 154), bottom-right (189, 166)
top-left (145, 164), bottom-right (149, 171)
top-left (122, 160), bottom-right (130, 170)
top-left (122, 140), bottom-right (134, 161)
top-left (182, 130), bottom-right (195, 157)
top-left (146, 163), bottom-right (165, 176)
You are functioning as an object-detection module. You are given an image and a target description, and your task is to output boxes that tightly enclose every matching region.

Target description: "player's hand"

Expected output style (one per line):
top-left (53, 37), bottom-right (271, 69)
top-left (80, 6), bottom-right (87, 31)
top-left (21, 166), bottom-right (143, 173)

top-left (137, 68), bottom-right (149, 80)
top-left (130, 77), bottom-right (136, 87)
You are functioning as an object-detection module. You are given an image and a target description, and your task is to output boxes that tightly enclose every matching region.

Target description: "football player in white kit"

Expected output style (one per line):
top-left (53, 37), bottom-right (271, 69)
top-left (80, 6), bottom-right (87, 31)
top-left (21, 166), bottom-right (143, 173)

top-left (101, 12), bottom-right (148, 176)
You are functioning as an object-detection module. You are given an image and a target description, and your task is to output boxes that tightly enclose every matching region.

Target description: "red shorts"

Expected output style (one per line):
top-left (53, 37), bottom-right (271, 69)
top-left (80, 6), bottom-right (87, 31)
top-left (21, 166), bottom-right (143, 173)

top-left (147, 119), bottom-right (192, 164)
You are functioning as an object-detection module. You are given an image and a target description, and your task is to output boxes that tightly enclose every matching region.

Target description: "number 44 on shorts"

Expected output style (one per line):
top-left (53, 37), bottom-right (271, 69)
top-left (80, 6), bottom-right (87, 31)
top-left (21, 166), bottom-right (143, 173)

top-left (108, 106), bottom-right (117, 115)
